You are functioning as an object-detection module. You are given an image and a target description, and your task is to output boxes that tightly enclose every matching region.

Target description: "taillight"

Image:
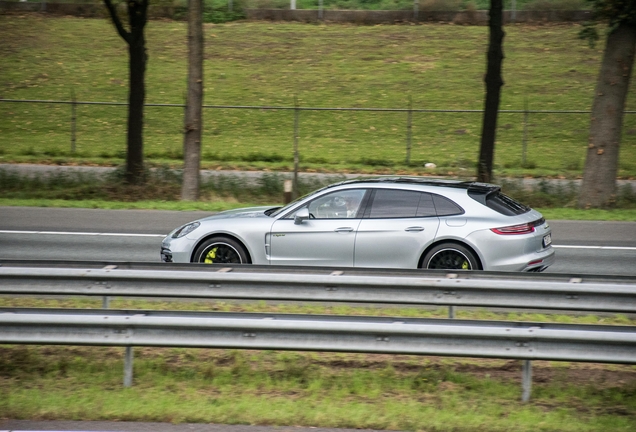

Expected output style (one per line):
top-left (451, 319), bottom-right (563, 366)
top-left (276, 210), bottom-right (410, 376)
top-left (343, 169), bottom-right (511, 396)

top-left (491, 223), bottom-right (535, 235)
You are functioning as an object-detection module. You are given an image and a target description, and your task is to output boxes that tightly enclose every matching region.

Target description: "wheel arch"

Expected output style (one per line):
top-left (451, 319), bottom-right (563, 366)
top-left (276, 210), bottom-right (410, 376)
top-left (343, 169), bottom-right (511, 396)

top-left (191, 233), bottom-right (253, 264)
top-left (418, 239), bottom-right (483, 270)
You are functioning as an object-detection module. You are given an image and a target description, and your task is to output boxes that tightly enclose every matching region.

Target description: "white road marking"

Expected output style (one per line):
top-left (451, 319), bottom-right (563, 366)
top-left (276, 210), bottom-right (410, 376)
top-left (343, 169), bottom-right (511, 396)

top-left (552, 245), bottom-right (636, 251)
top-left (0, 230), bottom-right (165, 238)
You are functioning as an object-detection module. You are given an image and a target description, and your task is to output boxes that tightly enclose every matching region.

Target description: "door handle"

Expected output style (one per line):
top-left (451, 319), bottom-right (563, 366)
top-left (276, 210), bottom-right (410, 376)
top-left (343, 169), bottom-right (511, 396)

top-left (405, 226), bottom-right (425, 232)
top-left (335, 227), bottom-right (354, 233)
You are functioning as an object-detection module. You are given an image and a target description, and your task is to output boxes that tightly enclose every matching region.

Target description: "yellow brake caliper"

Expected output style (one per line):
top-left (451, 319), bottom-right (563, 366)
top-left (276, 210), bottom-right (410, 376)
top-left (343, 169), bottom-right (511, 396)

top-left (204, 247), bottom-right (218, 264)
top-left (461, 261), bottom-right (469, 270)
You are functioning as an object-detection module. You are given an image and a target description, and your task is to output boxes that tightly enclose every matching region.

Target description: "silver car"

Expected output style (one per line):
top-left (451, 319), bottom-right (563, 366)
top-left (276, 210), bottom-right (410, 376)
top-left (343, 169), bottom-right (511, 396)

top-left (161, 177), bottom-right (555, 271)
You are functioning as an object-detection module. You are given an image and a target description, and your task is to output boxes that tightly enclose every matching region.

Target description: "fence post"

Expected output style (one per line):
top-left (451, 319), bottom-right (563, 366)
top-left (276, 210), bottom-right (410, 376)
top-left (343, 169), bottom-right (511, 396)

top-left (406, 95), bottom-right (413, 165)
top-left (522, 98), bottom-right (529, 167)
top-left (284, 179), bottom-right (293, 204)
top-left (522, 359), bottom-right (532, 402)
top-left (319, 0), bottom-right (323, 20)
top-left (293, 96), bottom-right (300, 200)
top-left (70, 89), bottom-right (77, 154)
top-left (413, 0), bottom-right (418, 21)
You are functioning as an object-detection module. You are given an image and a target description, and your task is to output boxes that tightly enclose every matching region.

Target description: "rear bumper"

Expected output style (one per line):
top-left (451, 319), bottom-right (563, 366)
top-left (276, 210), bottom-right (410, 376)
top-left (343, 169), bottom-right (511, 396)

top-left (485, 247), bottom-right (556, 272)
top-left (520, 248), bottom-right (556, 272)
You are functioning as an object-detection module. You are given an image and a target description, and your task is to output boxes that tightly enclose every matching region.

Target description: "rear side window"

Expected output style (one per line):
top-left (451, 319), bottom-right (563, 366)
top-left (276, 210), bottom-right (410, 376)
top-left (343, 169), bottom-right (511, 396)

top-left (432, 194), bottom-right (464, 216)
top-left (366, 190), bottom-right (460, 218)
top-left (482, 192), bottom-right (530, 216)
top-left (369, 189), bottom-right (420, 218)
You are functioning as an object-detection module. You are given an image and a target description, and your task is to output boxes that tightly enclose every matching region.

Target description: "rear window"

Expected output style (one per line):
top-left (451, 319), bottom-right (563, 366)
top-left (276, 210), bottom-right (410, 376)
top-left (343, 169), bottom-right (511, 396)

top-left (476, 191), bottom-right (530, 216)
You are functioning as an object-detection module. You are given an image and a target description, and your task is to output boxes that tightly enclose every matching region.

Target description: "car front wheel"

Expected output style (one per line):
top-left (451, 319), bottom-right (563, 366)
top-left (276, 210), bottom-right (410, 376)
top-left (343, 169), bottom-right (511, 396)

top-left (193, 237), bottom-right (249, 264)
top-left (422, 243), bottom-right (480, 270)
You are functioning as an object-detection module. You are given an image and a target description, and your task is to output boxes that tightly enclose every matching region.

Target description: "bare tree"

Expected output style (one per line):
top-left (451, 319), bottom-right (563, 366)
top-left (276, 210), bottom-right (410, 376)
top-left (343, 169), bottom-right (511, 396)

top-left (181, 0), bottom-right (204, 201)
top-left (578, 1), bottom-right (636, 208)
top-left (103, 0), bottom-right (149, 184)
top-left (477, 0), bottom-right (505, 183)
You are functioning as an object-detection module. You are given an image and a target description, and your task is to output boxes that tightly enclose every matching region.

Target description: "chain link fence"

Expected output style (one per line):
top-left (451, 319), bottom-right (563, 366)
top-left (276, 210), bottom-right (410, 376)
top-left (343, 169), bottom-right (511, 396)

top-left (2, 97), bottom-right (635, 176)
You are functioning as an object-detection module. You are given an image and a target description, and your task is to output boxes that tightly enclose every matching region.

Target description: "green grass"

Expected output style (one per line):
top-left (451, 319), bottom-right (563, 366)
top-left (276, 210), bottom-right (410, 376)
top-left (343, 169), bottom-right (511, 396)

top-left (1, 297), bottom-right (636, 430)
top-left (2, 344), bottom-right (635, 431)
top-left (1, 15), bottom-right (635, 178)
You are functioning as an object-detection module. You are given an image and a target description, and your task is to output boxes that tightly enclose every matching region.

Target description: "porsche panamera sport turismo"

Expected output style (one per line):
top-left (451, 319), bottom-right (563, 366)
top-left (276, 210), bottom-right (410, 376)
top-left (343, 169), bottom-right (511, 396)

top-left (161, 177), bottom-right (555, 272)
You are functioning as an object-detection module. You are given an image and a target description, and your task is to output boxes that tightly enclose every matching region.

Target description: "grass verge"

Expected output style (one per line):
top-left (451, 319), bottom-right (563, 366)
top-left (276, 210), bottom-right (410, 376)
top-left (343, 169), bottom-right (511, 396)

top-left (1, 297), bottom-right (636, 431)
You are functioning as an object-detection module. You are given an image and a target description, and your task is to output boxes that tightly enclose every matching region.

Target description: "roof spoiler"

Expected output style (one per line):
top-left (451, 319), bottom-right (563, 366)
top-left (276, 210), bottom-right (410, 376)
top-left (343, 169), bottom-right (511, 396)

top-left (467, 183), bottom-right (501, 206)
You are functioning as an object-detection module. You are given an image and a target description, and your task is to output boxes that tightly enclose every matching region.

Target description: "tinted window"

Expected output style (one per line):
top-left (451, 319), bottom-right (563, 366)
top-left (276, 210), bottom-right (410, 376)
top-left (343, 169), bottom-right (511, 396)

top-left (432, 194), bottom-right (464, 216)
top-left (369, 189), bottom-right (419, 218)
top-left (416, 193), bottom-right (437, 217)
top-left (369, 190), bottom-right (438, 218)
top-left (485, 192), bottom-right (530, 216)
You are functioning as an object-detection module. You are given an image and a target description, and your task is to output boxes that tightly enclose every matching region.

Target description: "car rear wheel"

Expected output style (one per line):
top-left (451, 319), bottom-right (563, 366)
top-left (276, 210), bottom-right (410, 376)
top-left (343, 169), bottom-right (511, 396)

top-left (193, 237), bottom-right (249, 264)
top-left (422, 243), bottom-right (479, 270)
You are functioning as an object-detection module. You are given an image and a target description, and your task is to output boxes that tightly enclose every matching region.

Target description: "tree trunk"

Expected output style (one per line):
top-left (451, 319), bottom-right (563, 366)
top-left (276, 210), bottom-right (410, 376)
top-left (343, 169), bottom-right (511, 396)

top-left (126, 26), bottom-right (146, 184)
top-left (578, 23), bottom-right (636, 208)
top-left (181, 0), bottom-right (204, 201)
top-left (477, 0), bottom-right (505, 184)
top-left (103, 0), bottom-right (148, 185)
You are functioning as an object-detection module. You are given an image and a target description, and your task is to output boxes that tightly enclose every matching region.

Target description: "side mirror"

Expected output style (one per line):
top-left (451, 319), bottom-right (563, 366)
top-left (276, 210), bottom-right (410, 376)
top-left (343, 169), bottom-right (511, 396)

top-left (294, 208), bottom-right (310, 225)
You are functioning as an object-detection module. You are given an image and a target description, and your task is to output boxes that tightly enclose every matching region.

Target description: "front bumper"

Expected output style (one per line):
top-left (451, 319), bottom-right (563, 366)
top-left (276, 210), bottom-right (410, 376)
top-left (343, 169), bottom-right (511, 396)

top-left (160, 246), bottom-right (173, 263)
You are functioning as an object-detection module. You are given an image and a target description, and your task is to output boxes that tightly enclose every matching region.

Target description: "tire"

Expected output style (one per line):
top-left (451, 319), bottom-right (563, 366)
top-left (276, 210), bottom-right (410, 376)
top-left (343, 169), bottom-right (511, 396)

top-left (421, 243), bottom-right (480, 270)
top-left (192, 236), bottom-right (250, 264)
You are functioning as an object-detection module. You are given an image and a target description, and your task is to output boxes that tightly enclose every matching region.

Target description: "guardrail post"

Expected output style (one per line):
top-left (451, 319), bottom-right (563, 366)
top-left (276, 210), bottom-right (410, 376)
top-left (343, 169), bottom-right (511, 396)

top-left (102, 296), bottom-right (110, 309)
top-left (522, 359), bottom-right (532, 402)
top-left (124, 346), bottom-right (134, 387)
top-left (448, 305), bottom-right (455, 319)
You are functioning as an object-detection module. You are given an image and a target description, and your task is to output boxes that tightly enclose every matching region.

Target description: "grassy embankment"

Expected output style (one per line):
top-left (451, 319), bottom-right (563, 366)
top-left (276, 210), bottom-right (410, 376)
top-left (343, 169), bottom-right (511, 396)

top-left (1, 15), bottom-right (636, 217)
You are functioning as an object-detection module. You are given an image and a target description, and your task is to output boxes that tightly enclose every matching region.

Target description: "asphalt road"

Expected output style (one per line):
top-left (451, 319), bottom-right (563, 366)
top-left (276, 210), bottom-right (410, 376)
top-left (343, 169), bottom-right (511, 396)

top-left (1, 206), bottom-right (635, 275)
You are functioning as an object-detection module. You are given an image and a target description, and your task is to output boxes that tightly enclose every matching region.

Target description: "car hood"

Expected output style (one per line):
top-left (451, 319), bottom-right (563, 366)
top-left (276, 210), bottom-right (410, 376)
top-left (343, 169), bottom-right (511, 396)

top-left (199, 206), bottom-right (277, 221)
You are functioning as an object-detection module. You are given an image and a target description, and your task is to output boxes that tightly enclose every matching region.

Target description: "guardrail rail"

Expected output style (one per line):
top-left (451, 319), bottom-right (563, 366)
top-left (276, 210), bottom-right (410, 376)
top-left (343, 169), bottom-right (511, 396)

top-left (1, 260), bottom-right (635, 402)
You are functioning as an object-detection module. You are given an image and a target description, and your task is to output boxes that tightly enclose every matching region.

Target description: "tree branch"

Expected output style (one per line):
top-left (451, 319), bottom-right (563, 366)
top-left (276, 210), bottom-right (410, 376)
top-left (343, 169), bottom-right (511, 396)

top-left (103, 0), bottom-right (131, 44)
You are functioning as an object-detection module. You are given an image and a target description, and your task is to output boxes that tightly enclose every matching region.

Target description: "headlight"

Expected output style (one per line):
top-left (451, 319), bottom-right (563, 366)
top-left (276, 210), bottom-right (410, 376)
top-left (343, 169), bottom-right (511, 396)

top-left (171, 221), bottom-right (200, 239)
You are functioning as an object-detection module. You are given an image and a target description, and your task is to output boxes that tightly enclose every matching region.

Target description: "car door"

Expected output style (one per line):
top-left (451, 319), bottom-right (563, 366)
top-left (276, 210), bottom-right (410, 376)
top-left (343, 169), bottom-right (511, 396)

top-left (268, 189), bottom-right (368, 267)
top-left (354, 189), bottom-right (440, 269)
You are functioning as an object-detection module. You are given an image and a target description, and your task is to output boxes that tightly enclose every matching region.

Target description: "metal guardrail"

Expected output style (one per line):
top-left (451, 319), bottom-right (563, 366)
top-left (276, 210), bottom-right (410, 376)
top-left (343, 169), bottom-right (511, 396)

top-left (1, 265), bottom-right (636, 314)
top-left (1, 261), bottom-right (635, 402)
top-left (2, 308), bottom-right (634, 364)
top-left (1, 306), bottom-right (635, 402)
